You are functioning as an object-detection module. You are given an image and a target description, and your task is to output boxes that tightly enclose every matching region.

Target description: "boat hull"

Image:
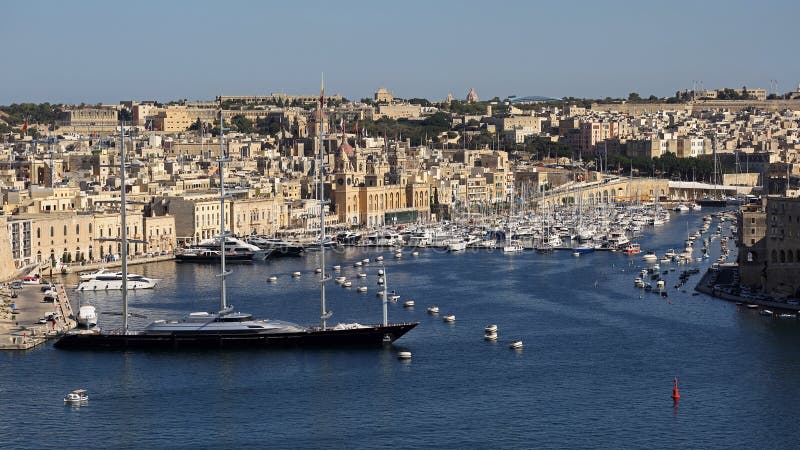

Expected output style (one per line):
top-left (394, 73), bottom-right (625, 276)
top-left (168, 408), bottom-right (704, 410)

top-left (54, 323), bottom-right (418, 350)
top-left (176, 253), bottom-right (254, 263)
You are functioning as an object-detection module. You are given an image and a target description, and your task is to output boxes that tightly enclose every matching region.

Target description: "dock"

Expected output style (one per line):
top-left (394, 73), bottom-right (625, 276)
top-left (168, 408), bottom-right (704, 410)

top-left (695, 265), bottom-right (800, 312)
top-left (0, 282), bottom-right (77, 350)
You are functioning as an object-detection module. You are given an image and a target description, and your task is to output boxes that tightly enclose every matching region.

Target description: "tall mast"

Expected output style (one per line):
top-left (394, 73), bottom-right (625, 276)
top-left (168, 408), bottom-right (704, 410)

top-left (382, 265), bottom-right (388, 326)
top-left (218, 110), bottom-right (231, 312)
top-left (318, 75), bottom-right (330, 329)
top-left (120, 123), bottom-right (129, 333)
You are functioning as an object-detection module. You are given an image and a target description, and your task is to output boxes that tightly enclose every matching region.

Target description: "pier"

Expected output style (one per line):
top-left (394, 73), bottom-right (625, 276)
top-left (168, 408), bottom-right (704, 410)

top-left (0, 282), bottom-right (76, 350)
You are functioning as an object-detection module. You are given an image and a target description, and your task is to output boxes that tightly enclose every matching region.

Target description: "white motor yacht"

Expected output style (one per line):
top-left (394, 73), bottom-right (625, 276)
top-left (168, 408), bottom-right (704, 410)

top-left (76, 271), bottom-right (158, 291)
top-left (64, 389), bottom-right (88, 404)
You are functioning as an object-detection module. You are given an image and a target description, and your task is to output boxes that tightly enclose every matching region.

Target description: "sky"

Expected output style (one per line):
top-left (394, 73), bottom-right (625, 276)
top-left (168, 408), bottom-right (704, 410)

top-left (1, 0), bottom-right (798, 105)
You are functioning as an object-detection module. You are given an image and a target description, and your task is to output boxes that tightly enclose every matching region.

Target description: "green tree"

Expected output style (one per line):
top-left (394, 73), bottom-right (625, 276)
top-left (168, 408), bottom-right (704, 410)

top-left (230, 115), bottom-right (254, 133)
top-left (628, 92), bottom-right (641, 101)
top-left (188, 118), bottom-right (202, 131)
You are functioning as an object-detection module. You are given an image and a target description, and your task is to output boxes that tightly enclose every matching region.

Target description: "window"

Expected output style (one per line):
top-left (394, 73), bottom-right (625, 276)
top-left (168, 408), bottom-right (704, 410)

top-left (50, 226), bottom-right (54, 237)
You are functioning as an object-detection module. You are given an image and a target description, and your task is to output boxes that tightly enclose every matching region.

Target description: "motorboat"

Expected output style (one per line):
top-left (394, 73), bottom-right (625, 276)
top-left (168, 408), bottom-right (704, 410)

top-left (502, 241), bottom-right (524, 253)
top-left (447, 239), bottom-right (467, 252)
top-left (673, 204), bottom-right (690, 212)
top-left (427, 306), bottom-right (439, 314)
top-left (76, 305), bottom-right (97, 328)
top-left (509, 340), bottom-right (523, 349)
top-left (403, 300), bottom-right (414, 308)
top-left (442, 314), bottom-right (456, 323)
top-left (192, 236), bottom-right (270, 260)
top-left (397, 351), bottom-right (412, 360)
top-left (64, 389), bottom-right (88, 404)
top-left (484, 333), bottom-right (498, 341)
top-left (760, 309), bottom-right (773, 317)
top-left (291, 272), bottom-right (302, 278)
top-left (642, 252), bottom-right (658, 263)
top-left (357, 286), bottom-right (368, 293)
top-left (623, 243), bottom-right (641, 255)
top-left (343, 281), bottom-right (352, 288)
top-left (573, 243), bottom-right (595, 255)
top-left (485, 324), bottom-right (498, 333)
top-left (358, 273), bottom-right (367, 278)
top-left (267, 276), bottom-right (278, 283)
top-left (76, 271), bottom-right (158, 291)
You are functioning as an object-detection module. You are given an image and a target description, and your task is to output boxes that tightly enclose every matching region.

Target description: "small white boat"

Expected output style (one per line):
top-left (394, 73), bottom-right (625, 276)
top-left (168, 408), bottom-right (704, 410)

top-left (411, 251), bottom-right (419, 257)
top-left (642, 252), bottom-right (658, 263)
top-left (778, 313), bottom-right (796, 319)
top-left (362, 258), bottom-right (370, 264)
top-left (335, 276), bottom-right (347, 284)
top-left (314, 268), bottom-right (322, 274)
top-left (291, 271), bottom-right (302, 278)
top-left (442, 314), bottom-right (456, 323)
top-left (358, 273), bottom-right (367, 278)
top-left (77, 305), bottom-right (97, 328)
top-left (572, 252), bottom-right (580, 257)
top-left (375, 256), bottom-right (384, 262)
top-left (377, 277), bottom-right (385, 285)
top-left (267, 276), bottom-right (278, 283)
top-left (656, 280), bottom-right (665, 289)
top-left (64, 389), bottom-right (88, 404)
top-left (484, 333), bottom-right (498, 341)
top-left (427, 306), bottom-right (439, 314)
top-left (397, 351), bottom-right (412, 360)
top-left (403, 300), bottom-right (414, 308)
top-left (376, 290), bottom-right (385, 297)
top-left (343, 281), bottom-right (352, 288)
top-left (357, 286), bottom-right (368, 293)
top-left (509, 340), bottom-right (523, 349)
top-left (332, 265), bottom-right (341, 271)
top-left (354, 261), bottom-right (362, 267)
top-left (760, 309), bottom-right (773, 317)
top-left (395, 252), bottom-right (403, 258)
top-left (485, 324), bottom-right (498, 333)
top-left (377, 269), bottom-right (384, 276)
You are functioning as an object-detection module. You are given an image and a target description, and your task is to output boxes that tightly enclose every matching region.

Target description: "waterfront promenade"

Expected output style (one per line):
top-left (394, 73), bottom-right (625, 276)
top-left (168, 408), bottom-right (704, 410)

top-left (0, 282), bottom-right (76, 350)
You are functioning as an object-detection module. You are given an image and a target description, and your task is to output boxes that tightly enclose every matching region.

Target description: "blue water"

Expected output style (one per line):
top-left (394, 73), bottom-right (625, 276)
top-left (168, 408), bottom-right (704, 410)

top-left (3, 209), bottom-right (800, 448)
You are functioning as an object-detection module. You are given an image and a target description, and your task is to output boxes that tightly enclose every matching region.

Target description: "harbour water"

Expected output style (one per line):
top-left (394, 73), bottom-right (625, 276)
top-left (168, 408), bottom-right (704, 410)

top-left (2, 209), bottom-right (800, 448)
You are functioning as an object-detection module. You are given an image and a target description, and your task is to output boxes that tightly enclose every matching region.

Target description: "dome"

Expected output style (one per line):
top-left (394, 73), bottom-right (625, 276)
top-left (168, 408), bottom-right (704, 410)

top-left (338, 140), bottom-right (354, 156)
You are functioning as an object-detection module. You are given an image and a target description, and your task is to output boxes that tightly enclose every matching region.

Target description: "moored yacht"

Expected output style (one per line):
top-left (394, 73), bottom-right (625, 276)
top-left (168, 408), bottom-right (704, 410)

top-left (56, 84), bottom-right (416, 351)
top-left (76, 270), bottom-right (158, 291)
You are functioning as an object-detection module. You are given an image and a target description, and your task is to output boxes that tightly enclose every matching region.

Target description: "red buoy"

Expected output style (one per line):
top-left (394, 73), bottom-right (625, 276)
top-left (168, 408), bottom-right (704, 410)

top-left (671, 377), bottom-right (681, 400)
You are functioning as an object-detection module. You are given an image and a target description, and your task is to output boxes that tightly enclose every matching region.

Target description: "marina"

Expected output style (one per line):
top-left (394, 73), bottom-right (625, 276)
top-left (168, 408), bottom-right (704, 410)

top-left (1, 209), bottom-right (800, 446)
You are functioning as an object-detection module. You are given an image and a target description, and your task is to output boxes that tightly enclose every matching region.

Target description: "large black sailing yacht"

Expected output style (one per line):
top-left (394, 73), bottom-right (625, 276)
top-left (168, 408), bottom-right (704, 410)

top-left (55, 85), bottom-right (417, 350)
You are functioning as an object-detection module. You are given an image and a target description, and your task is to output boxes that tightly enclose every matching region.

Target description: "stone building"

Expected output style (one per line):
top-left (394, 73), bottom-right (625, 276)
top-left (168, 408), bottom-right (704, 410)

top-left (374, 87), bottom-right (394, 104)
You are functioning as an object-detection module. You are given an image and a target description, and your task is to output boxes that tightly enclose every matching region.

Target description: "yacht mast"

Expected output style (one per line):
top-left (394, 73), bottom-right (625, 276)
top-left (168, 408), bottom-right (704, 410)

top-left (318, 75), bottom-right (330, 329)
top-left (218, 111), bottom-right (231, 312)
top-left (120, 123), bottom-right (129, 333)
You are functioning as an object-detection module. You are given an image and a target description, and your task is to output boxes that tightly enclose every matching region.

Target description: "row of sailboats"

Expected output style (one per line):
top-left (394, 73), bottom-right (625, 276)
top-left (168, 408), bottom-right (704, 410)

top-left (55, 81), bottom-right (417, 350)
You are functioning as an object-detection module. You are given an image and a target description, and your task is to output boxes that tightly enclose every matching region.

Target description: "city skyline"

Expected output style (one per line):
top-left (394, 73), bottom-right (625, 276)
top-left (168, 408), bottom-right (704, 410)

top-left (1, 0), bottom-right (798, 104)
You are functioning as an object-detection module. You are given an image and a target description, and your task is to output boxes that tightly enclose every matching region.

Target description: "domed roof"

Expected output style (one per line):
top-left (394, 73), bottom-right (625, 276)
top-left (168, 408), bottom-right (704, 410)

top-left (338, 140), bottom-right (354, 156)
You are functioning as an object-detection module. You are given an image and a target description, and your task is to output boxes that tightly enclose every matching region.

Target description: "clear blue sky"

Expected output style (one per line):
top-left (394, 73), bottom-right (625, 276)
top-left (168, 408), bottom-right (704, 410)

top-left (1, 0), bottom-right (797, 104)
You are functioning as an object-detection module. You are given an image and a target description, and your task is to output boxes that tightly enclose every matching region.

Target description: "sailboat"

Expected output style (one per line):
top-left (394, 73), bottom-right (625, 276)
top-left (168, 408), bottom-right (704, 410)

top-left (56, 92), bottom-right (417, 350)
